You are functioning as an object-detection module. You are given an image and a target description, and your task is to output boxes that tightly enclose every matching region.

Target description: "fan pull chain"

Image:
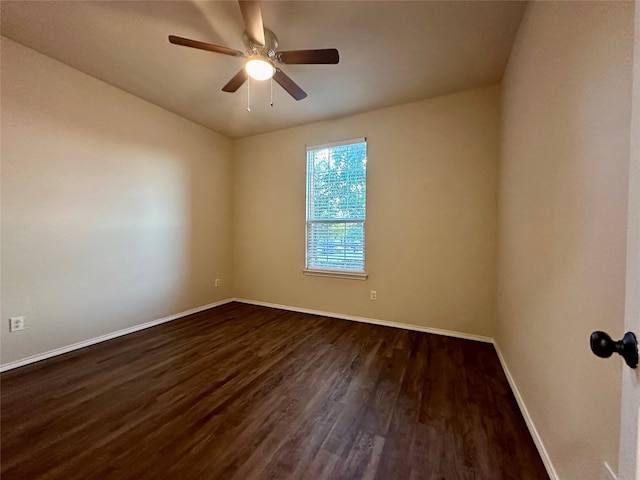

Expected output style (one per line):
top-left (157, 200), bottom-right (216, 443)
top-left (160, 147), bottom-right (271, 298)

top-left (270, 77), bottom-right (274, 107)
top-left (247, 76), bottom-right (251, 112)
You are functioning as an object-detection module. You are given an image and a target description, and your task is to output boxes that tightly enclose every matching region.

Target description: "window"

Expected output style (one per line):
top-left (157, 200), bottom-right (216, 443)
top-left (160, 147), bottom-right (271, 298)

top-left (305, 138), bottom-right (367, 279)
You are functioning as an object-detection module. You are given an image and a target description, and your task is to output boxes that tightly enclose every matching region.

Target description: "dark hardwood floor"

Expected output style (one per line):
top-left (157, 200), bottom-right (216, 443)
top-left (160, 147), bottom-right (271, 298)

top-left (1, 302), bottom-right (548, 480)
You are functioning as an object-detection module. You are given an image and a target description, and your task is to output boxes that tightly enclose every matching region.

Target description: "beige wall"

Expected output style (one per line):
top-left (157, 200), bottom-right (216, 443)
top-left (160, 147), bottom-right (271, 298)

top-left (498, 2), bottom-right (634, 479)
top-left (233, 86), bottom-right (500, 337)
top-left (1, 38), bottom-right (234, 365)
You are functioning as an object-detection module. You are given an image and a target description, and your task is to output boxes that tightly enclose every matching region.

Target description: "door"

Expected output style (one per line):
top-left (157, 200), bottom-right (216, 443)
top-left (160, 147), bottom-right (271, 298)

top-left (618, 3), bottom-right (640, 479)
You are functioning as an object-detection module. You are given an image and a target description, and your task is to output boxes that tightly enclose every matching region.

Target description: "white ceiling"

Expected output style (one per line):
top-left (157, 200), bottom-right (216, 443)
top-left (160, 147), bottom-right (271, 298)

top-left (1, 1), bottom-right (526, 138)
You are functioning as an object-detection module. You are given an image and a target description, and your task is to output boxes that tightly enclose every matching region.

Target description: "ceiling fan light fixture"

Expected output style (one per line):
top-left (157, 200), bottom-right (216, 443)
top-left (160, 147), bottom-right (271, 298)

top-left (245, 56), bottom-right (275, 81)
top-left (169, 1), bottom-right (338, 100)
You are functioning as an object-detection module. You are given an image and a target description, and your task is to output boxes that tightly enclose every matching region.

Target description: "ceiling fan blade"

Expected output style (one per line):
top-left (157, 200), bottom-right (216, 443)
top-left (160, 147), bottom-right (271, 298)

top-left (238, 1), bottom-right (266, 46)
top-left (273, 68), bottom-right (307, 101)
top-left (168, 35), bottom-right (245, 57)
top-left (278, 49), bottom-right (340, 65)
top-left (222, 68), bottom-right (249, 93)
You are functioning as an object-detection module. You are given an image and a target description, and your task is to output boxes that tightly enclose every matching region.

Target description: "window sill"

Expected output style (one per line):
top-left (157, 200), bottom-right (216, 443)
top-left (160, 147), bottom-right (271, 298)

top-left (302, 269), bottom-right (368, 280)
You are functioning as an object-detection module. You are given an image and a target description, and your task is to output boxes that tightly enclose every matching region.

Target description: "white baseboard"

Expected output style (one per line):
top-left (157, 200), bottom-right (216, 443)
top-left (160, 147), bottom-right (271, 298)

top-left (604, 461), bottom-right (618, 480)
top-left (493, 342), bottom-right (560, 480)
top-left (0, 298), bottom-right (234, 372)
top-left (233, 297), bottom-right (494, 343)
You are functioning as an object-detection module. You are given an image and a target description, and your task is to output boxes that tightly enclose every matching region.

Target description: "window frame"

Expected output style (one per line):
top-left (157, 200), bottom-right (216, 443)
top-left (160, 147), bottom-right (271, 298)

top-left (303, 137), bottom-right (368, 280)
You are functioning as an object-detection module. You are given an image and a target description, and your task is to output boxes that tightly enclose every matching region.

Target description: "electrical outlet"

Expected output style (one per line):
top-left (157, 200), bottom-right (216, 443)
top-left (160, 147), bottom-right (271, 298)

top-left (215, 278), bottom-right (221, 287)
top-left (9, 316), bottom-right (25, 332)
top-left (370, 290), bottom-right (377, 301)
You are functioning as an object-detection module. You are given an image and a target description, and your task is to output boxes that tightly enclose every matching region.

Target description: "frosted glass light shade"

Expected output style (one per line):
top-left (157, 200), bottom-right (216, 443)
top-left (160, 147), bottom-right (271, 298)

top-left (245, 57), bottom-right (275, 81)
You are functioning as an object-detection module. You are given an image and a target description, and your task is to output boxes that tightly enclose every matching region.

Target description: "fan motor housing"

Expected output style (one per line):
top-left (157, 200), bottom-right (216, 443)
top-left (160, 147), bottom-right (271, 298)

top-left (243, 28), bottom-right (279, 60)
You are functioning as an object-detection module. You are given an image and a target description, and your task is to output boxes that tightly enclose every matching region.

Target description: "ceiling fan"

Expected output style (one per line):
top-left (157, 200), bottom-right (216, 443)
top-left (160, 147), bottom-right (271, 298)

top-left (168, 0), bottom-right (339, 101)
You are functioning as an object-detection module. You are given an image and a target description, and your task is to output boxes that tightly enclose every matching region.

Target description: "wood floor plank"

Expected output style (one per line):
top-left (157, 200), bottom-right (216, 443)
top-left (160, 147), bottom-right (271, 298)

top-left (1, 302), bottom-right (549, 479)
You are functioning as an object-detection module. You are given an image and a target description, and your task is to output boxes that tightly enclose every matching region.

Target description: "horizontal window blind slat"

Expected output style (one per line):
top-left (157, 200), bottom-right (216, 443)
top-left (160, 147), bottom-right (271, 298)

top-left (306, 219), bottom-right (365, 224)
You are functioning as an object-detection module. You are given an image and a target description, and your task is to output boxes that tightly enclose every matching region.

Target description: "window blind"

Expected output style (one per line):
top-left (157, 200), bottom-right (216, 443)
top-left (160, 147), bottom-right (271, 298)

top-left (305, 139), bottom-right (367, 272)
